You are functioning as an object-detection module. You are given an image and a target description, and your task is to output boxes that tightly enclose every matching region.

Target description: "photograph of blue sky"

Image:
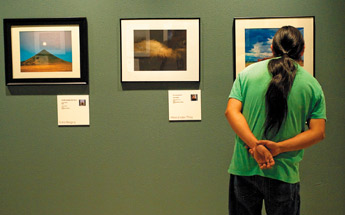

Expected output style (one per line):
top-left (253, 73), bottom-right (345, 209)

top-left (20, 31), bottom-right (72, 62)
top-left (245, 28), bottom-right (304, 65)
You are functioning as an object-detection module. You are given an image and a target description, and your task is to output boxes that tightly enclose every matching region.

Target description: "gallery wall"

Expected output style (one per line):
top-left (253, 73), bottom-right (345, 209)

top-left (1, 0), bottom-right (344, 214)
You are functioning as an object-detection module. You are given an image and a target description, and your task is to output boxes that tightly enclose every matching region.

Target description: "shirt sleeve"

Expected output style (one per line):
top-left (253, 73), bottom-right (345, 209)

top-left (229, 74), bottom-right (243, 102)
top-left (310, 91), bottom-right (327, 120)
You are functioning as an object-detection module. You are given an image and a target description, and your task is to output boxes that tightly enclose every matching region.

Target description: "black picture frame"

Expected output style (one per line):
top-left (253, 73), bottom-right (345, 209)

top-left (3, 17), bottom-right (88, 85)
top-left (120, 18), bottom-right (200, 82)
top-left (233, 16), bottom-right (315, 79)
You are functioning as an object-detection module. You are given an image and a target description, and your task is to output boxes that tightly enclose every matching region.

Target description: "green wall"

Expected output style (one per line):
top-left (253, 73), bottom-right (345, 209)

top-left (1, 0), bottom-right (344, 214)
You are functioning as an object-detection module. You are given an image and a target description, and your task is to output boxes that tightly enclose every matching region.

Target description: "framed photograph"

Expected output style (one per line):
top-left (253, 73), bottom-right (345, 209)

top-left (120, 18), bottom-right (200, 82)
top-left (3, 18), bottom-right (88, 85)
top-left (234, 16), bottom-right (315, 78)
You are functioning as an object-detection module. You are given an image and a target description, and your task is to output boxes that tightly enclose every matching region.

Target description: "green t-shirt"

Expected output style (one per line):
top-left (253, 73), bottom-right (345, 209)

top-left (228, 59), bottom-right (326, 183)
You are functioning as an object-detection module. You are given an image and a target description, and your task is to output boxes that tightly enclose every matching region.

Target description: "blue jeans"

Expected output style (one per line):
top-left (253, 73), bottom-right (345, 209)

top-left (229, 174), bottom-right (300, 215)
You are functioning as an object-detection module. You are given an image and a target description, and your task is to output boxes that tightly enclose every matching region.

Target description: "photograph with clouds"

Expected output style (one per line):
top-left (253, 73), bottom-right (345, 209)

top-left (245, 28), bottom-right (304, 67)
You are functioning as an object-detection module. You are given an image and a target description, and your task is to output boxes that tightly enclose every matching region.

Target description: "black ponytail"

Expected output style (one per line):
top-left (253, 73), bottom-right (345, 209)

top-left (264, 26), bottom-right (304, 138)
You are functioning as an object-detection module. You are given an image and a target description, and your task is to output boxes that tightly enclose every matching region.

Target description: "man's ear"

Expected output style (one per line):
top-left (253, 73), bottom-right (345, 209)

top-left (300, 45), bottom-right (305, 57)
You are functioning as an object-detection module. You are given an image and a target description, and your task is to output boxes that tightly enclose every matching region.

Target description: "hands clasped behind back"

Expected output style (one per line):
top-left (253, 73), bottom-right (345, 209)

top-left (247, 143), bottom-right (276, 169)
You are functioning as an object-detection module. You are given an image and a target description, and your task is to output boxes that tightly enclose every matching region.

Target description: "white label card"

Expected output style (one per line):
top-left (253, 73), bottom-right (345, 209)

top-left (168, 90), bottom-right (201, 121)
top-left (57, 95), bottom-right (90, 126)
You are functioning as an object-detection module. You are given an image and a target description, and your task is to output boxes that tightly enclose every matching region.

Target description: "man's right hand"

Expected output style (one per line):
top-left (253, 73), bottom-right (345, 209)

top-left (252, 145), bottom-right (275, 169)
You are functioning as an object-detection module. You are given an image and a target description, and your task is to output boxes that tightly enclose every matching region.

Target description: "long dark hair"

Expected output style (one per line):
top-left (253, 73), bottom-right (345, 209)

top-left (264, 26), bottom-right (305, 138)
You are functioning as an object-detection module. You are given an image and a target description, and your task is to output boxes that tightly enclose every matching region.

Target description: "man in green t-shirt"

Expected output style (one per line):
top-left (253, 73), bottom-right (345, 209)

top-left (225, 26), bottom-right (326, 215)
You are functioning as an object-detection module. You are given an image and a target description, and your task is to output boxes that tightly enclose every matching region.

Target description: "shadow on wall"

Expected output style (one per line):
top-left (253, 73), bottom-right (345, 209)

top-left (6, 85), bottom-right (89, 96)
top-left (121, 82), bottom-right (200, 91)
